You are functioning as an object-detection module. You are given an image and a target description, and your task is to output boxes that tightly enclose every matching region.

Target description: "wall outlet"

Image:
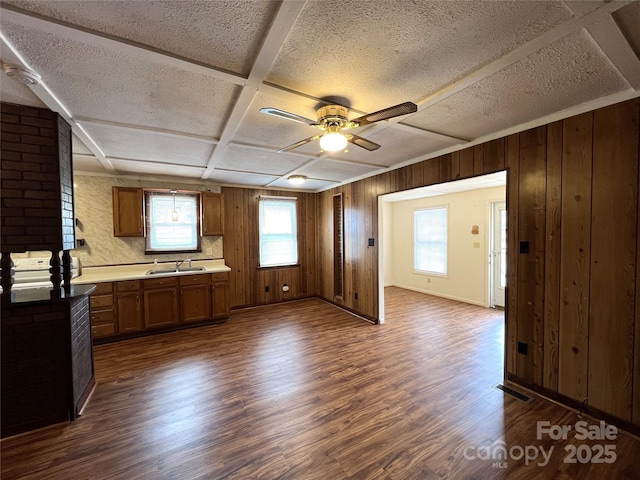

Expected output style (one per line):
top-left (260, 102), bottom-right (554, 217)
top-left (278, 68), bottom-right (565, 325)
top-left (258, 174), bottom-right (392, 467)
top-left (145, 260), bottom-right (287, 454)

top-left (427, 278), bottom-right (431, 283)
top-left (282, 284), bottom-right (289, 292)
top-left (473, 242), bottom-right (480, 248)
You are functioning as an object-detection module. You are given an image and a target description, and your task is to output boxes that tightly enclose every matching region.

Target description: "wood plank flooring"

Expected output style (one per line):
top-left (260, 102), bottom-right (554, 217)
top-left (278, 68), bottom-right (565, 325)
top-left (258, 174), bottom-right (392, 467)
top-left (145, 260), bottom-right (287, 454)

top-left (2, 287), bottom-right (640, 479)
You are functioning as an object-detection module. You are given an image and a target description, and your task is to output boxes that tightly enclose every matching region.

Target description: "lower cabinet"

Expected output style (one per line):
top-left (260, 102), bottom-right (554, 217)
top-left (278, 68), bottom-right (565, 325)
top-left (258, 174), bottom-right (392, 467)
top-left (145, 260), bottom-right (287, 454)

top-left (89, 271), bottom-right (230, 343)
top-left (143, 277), bottom-right (179, 329)
top-left (90, 282), bottom-right (116, 338)
top-left (212, 272), bottom-right (230, 319)
top-left (180, 274), bottom-right (212, 323)
top-left (117, 280), bottom-right (143, 333)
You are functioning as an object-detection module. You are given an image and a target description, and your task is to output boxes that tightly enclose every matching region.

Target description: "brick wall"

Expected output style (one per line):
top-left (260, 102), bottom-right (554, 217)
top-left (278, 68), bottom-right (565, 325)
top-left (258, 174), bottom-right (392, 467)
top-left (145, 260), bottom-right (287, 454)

top-left (1, 102), bottom-right (75, 253)
top-left (1, 301), bottom-right (72, 436)
top-left (1, 295), bottom-right (95, 438)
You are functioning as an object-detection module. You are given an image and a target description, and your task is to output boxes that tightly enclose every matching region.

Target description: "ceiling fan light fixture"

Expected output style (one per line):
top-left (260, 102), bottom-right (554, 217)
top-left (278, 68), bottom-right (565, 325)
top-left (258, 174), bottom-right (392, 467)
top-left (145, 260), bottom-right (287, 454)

top-left (319, 130), bottom-right (348, 152)
top-left (288, 175), bottom-right (307, 185)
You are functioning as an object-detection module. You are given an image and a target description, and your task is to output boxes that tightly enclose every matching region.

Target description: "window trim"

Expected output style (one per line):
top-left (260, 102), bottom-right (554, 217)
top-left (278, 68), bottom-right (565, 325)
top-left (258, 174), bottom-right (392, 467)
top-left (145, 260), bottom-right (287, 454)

top-left (413, 204), bottom-right (449, 277)
top-left (257, 195), bottom-right (300, 269)
top-left (144, 188), bottom-right (202, 255)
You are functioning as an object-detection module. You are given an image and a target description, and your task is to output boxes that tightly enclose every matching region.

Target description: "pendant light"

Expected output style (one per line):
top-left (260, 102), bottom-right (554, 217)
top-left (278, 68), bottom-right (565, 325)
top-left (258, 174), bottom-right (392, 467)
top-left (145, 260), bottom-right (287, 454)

top-left (171, 190), bottom-right (178, 221)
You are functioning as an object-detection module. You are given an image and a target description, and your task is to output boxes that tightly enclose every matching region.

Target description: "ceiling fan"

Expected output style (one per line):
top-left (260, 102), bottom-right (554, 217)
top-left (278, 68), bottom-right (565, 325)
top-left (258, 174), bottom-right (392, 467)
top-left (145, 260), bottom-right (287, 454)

top-left (259, 101), bottom-right (418, 154)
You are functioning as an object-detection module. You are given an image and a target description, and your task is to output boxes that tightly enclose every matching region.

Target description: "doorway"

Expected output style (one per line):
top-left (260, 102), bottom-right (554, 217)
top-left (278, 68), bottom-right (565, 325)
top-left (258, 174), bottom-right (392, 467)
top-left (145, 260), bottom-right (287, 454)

top-left (490, 201), bottom-right (507, 308)
top-left (378, 171), bottom-right (506, 322)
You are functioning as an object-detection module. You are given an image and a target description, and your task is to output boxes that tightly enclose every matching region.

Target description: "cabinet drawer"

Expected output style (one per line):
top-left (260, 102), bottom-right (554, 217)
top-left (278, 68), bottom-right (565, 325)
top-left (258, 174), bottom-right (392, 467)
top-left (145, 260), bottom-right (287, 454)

top-left (117, 279), bottom-right (141, 292)
top-left (92, 323), bottom-right (116, 338)
top-left (91, 294), bottom-right (113, 309)
top-left (179, 273), bottom-right (210, 286)
top-left (210, 272), bottom-right (228, 282)
top-left (91, 309), bottom-right (114, 325)
top-left (143, 276), bottom-right (178, 289)
top-left (92, 282), bottom-right (113, 295)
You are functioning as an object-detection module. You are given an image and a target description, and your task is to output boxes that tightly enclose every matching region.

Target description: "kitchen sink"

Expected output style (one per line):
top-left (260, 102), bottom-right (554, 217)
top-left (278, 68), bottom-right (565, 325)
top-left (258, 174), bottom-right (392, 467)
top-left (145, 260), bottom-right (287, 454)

top-left (145, 267), bottom-right (206, 275)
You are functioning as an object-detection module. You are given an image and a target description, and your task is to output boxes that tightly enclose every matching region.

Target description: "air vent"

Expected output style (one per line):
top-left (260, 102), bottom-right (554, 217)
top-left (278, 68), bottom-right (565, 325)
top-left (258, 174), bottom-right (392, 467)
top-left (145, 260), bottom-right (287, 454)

top-left (494, 384), bottom-right (533, 403)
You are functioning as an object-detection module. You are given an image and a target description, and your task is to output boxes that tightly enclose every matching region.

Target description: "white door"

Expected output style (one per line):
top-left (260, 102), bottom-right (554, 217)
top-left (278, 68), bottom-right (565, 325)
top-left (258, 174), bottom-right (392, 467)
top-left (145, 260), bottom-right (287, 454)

top-left (491, 201), bottom-right (507, 308)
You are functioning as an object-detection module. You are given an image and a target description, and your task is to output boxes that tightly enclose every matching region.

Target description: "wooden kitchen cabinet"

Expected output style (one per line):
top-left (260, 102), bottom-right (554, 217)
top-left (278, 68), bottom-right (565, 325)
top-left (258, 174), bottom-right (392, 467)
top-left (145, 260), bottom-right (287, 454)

top-left (113, 187), bottom-right (144, 237)
top-left (201, 192), bottom-right (224, 236)
top-left (116, 280), bottom-right (143, 333)
top-left (143, 277), bottom-right (179, 329)
top-left (180, 274), bottom-right (211, 323)
top-left (211, 272), bottom-right (230, 319)
top-left (90, 282), bottom-right (116, 338)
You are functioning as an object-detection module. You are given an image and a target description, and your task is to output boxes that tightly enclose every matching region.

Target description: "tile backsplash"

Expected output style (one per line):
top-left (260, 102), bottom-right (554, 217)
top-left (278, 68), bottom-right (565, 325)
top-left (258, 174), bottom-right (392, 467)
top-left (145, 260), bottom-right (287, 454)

top-left (14, 174), bottom-right (223, 267)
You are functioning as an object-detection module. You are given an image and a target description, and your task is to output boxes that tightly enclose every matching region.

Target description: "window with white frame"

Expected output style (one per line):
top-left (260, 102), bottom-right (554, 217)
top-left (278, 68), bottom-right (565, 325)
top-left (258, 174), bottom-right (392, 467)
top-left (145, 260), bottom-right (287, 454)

top-left (259, 196), bottom-right (298, 267)
top-left (414, 206), bottom-right (448, 275)
top-left (145, 190), bottom-right (201, 253)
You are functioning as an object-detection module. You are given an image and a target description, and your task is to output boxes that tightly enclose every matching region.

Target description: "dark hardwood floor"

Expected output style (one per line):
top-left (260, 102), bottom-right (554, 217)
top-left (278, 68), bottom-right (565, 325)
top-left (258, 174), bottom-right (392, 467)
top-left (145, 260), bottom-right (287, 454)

top-left (2, 287), bottom-right (639, 479)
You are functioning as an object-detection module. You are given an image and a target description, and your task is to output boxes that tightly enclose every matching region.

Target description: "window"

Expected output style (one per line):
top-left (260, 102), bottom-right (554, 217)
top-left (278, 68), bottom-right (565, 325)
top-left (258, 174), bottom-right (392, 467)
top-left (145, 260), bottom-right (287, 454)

top-left (414, 206), bottom-right (447, 275)
top-left (259, 196), bottom-right (298, 267)
top-left (145, 190), bottom-right (201, 253)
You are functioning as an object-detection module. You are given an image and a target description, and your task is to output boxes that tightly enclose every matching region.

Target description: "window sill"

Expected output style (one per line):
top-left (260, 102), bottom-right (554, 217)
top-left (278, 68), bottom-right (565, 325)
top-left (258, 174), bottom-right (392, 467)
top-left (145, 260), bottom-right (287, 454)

top-left (257, 264), bottom-right (300, 270)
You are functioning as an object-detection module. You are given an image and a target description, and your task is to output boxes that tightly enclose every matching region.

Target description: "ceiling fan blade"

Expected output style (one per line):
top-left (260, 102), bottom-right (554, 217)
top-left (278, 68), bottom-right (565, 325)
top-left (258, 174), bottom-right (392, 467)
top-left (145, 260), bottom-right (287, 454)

top-left (348, 134), bottom-right (381, 151)
top-left (351, 101), bottom-right (417, 127)
top-left (277, 136), bottom-right (320, 153)
top-left (260, 107), bottom-right (317, 126)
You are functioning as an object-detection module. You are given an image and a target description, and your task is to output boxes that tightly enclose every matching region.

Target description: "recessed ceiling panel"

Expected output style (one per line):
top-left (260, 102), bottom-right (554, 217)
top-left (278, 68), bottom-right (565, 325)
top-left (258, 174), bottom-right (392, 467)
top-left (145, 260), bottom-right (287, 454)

top-left (208, 170), bottom-right (278, 187)
top-left (220, 145), bottom-right (310, 176)
top-left (267, 0), bottom-right (573, 114)
top-left (2, 0), bottom-right (279, 76)
top-left (1, 19), bottom-right (239, 137)
top-left (299, 159), bottom-right (380, 183)
top-left (83, 124), bottom-right (213, 166)
top-left (613, 2), bottom-right (640, 58)
top-left (407, 29), bottom-right (630, 140)
top-left (72, 154), bottom-right (110, 174)
top-left (72, 133), bottom-right (93, 155)
top-left (235, 91), bottom-right (321, 149)
top-left (111, 158), bottom-right (204, 178)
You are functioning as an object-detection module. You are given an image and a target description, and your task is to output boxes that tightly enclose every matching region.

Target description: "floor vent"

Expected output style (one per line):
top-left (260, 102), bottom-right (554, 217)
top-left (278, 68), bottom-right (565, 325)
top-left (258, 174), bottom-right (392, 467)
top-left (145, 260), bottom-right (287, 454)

top-left (494, 384), bottom-right (533, 403)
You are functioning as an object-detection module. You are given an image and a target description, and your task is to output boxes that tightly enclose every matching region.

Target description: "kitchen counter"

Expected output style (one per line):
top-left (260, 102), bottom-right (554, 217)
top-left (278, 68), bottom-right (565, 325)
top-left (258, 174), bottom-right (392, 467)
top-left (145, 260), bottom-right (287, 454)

top-left (72, 259), bottom-right (230, 285)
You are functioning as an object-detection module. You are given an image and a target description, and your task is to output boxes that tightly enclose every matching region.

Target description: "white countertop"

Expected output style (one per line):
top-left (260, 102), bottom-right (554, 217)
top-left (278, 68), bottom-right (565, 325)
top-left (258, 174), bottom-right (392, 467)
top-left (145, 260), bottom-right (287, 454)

top-left (72, 259), bottom-right (230, 285)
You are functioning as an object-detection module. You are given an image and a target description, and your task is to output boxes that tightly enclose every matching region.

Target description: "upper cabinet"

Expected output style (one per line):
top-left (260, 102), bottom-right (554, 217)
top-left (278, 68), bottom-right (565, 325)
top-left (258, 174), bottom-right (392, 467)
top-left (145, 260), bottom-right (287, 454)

top-left (202, 192), bottom-right (224, 236)
top-left (113, 187), bottom-right (144, 237)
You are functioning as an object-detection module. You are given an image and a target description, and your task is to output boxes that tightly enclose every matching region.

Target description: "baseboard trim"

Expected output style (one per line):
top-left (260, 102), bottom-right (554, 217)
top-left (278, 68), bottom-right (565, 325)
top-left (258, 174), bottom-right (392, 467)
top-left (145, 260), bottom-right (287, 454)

top-left (388, 283), bottom-right (486, 307)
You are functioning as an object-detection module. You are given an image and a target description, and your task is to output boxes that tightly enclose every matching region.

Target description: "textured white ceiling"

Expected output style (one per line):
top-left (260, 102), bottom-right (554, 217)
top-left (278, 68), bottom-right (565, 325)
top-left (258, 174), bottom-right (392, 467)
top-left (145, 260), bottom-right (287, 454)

top-left (1, 0), bottom-right (639, 191)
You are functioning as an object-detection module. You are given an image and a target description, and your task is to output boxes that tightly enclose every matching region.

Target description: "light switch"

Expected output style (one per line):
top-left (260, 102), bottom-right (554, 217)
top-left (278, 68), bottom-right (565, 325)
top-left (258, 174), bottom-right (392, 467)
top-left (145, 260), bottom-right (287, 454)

top-left (473, 242), bottom-right (480, 248)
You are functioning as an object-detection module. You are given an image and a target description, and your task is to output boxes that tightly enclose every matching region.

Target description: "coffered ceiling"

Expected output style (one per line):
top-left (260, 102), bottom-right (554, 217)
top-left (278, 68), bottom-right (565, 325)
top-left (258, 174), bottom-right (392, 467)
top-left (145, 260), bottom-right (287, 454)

top-left (1, 1), bottom-right (639, 191)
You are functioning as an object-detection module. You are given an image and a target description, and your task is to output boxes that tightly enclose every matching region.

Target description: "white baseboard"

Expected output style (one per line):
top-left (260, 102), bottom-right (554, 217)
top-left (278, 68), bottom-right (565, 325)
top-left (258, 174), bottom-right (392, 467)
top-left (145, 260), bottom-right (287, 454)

top-left (388, 283), bottom-right (486, 307)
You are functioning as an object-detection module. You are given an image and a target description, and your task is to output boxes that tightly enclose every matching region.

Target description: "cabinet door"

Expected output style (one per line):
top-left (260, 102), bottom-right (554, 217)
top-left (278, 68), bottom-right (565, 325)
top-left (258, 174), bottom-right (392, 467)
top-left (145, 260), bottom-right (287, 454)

top-left (113, 187), bottom-right (144, 237)
top-left (144, 288), bottom-right (179, 329)
top-left (212, 280), bottom-right (230, 318)
top-left (118, 291), bottom-right (143, 333)
top-left (181, 284), bottom-right (212, 323)
top-left (201, 192), bottom-right (224, 236)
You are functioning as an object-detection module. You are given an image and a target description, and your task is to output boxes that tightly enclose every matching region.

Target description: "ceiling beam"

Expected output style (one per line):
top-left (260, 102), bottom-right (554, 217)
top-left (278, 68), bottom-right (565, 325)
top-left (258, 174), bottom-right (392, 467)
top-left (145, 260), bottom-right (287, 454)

top-left (200, 1), bottom-right (306, 179)
top-left (0, 4), bottom-right (246, 86)
top-left (74, 117), bottom-right (219, 145)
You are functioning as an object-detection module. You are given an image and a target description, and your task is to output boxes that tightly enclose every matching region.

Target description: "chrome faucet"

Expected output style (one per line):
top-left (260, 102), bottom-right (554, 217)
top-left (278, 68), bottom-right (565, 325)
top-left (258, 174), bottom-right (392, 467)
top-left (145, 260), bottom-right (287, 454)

top-left (175, 258), bottom-right (192, 271)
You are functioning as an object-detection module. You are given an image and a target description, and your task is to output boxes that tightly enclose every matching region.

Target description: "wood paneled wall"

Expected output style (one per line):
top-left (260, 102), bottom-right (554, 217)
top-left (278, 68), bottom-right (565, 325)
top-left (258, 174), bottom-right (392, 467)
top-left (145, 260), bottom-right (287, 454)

top-left (316, 98), bottom-right (640, 428)
top-left (222, 187), bottom-right (316, 308)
